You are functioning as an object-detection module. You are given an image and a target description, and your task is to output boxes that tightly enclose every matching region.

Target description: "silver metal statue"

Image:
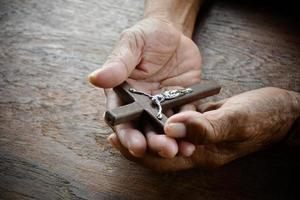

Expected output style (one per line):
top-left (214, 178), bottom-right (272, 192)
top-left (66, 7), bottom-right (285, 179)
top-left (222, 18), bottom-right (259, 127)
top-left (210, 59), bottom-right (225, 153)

top-left (129, 87), bottom-right (193, 120)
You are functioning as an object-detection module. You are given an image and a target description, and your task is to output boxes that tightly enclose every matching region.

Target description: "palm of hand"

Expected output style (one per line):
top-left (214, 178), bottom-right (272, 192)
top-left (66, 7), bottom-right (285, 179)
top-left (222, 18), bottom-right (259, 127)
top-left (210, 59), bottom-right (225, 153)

top-left (123, 18), bottom-right (202, 94)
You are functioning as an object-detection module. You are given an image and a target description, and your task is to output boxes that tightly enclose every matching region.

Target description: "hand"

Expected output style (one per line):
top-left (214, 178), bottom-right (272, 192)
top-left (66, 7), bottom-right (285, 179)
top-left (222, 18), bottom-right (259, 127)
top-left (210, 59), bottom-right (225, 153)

top-left (89, 17), bottom-right (202, 158)
top-left (108, 87), bottom-right (300, 171)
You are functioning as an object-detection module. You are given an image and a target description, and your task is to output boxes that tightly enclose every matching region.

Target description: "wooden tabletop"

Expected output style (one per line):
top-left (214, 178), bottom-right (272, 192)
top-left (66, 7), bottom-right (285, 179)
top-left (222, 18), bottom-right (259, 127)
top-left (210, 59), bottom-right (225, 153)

top-left (0, 0), bottom-right (299, 199)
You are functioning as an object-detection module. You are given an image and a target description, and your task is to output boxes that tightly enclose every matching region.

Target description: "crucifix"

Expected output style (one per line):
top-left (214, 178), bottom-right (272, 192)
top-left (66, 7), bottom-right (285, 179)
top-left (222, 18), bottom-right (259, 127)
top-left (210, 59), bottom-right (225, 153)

top-left (105, 81), bottom-right (221, 131)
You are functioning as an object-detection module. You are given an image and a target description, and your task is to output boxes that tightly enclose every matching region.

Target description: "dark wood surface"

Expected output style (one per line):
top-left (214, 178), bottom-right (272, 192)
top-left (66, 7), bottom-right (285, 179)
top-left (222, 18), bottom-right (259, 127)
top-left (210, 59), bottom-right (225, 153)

top-left (0, 0), bottom-right (299, 199)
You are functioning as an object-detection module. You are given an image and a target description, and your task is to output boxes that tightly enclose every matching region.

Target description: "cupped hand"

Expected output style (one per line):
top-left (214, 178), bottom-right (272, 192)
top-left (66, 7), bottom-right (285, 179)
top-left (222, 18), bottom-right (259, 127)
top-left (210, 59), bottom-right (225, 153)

top-left (108, 87), bottom-right (300, 172)
top-left (89, 17), bottom-right (202, 158)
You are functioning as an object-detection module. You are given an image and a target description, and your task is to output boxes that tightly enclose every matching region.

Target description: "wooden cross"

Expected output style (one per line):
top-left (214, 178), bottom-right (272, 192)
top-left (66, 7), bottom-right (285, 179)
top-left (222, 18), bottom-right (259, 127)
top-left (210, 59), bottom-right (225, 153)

top-left (105, 81), bottom-right (221, 131)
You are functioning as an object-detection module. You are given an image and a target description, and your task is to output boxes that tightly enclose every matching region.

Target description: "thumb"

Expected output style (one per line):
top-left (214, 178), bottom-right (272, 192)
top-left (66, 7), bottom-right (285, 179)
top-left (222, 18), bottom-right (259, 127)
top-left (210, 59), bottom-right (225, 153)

top-left (165, 110), bottom-right (232, 144)
top-left (89, 28), bottom-right (144, 88)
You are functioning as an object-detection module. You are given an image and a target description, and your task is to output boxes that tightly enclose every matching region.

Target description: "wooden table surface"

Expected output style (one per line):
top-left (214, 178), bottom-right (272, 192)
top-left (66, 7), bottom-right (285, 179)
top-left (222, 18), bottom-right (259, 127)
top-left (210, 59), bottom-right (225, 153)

top-left (0, 0), bottom-right (299, 199)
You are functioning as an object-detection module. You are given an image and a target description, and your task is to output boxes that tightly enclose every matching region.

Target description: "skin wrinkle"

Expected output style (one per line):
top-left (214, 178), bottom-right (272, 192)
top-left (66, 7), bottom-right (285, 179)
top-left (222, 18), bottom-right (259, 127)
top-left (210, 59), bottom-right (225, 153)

top-left (194, 142), bottom-right (240, 168)
top-left (192, 146), bottom-right (222, 168)
top-left (202, 111), bottom-right (229, 142)
top-left (156, 48), bottom-right (181, 87)
top-left (186, 117), bottom-right (210, 144)
top-left (242, 88), bottom-right (296, 143)
top-left (121, 30), bottom-right (143, 77)
top-left (135, 23), bottom-right (192, 83)
top-left (218, 103), bottom-right (251, 140)
top-left (132, 55), bottom-right (178, 81)
top-left (161, 37), bottom-right (201, 82)
top-left (119, 56), bottom-right (134, 79)
top-left (143, 45), bottom-right (180, 82)
top-left (135, 52), bottom-right (172, 79)
top-left (158, 37), bottom-right (188, 83)
top-left (130, 28), bottom-right (144, 53)
top-left (161, 69), bottom-right (201, 87)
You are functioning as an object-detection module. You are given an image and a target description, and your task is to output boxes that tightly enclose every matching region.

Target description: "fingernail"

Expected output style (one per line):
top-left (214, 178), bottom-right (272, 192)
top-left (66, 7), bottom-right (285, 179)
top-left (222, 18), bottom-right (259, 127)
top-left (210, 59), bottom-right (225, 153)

top-left (127, 140), bottom-right (138, 157)
top-left (128, 145), bottom-right (145, 157)
top-left (107, 135), bottom-right (117, 149)
top-left (165, 123), bottom-right (186, 138)
top-left (88, 70), bottom-right (97, 78)
top-left (128, 148), bottom-right (139, 157)
top-left (184, 144), bottom-right (196, 157)
top-left (88, 70), bottom-right (99, 84)
top-left (90, 65), bottom-right (106, 75)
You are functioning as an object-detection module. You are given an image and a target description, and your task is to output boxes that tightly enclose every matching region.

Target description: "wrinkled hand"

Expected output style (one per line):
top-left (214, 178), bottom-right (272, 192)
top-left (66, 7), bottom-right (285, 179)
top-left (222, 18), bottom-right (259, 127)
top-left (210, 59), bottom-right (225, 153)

top-left (108, 87), bottom-right (300, 172)
top-left (89, 18), bottom-right (202, 158)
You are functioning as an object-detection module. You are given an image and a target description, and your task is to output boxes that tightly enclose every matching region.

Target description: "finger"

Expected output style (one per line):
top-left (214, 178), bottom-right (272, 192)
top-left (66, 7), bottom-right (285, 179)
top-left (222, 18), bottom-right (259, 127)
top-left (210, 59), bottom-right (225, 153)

top-left (145, 125), bottom-right (178, 159)
top-left (105, 89), bottom-right (122, 110)
top-left (104, 79), bottom-right (147, 157)
top-left (179, 103), bottom-right (196, 112)
top-left (89, 28), bottom-right (144, 88)
top-left (107, 133), bottom-right (122, 150)
top-left (178, 141), bottom-right (196, 157)
top-left (114, 123), bottom-right (147, 157)
top-left (164, 111), bottom-right (229, 144)
top-left (107, 133), bottom-right (139, 162)
top-left (197, 99), bottom-right (227, 113)
top-left (177, 103), bottom-right (197, 157)
top-left (108, 133), bottom-right (195, 172)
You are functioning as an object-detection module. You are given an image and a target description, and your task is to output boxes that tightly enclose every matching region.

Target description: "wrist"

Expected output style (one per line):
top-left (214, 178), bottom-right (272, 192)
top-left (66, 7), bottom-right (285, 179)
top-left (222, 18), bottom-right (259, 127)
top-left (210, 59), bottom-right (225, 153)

top-left (143, 0), bottom-right (203, 38)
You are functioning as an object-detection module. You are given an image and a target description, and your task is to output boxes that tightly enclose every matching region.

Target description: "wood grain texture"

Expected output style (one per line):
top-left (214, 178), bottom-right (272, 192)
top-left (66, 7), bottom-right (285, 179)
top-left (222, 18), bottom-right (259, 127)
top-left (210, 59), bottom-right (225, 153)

top-left (194, 0), bottom-right (300, 100)
top-left (0, 0), bottom-right (299, 199)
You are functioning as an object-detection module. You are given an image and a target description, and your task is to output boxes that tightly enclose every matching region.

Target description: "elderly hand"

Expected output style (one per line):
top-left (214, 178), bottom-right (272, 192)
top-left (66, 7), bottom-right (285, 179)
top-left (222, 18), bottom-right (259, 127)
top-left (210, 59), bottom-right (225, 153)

top-left (108, 87), bottom-right (300, 172)
top-left (89, 17), bottom-right (202, 158)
